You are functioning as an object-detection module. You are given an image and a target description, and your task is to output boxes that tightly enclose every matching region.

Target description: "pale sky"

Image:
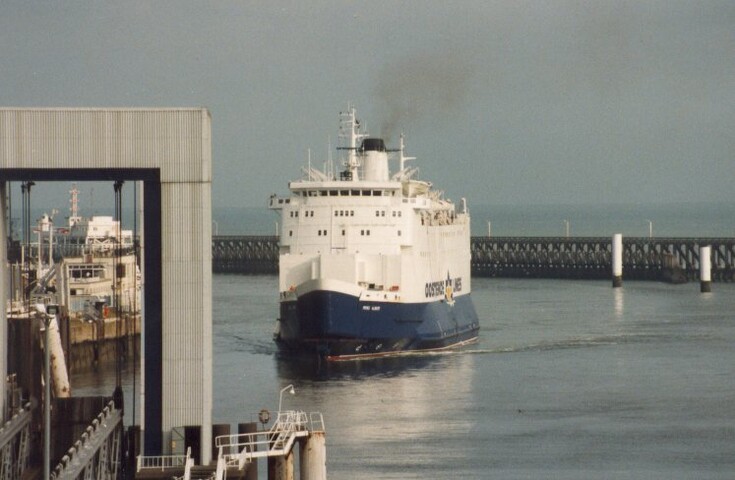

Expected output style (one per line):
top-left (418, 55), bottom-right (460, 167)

top-left (1, 1), bottom-right (733, 210)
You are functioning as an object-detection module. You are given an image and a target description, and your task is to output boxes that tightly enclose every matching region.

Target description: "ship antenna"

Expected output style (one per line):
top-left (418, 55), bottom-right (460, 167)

top-left (327, 135), bottom-right (333, 180)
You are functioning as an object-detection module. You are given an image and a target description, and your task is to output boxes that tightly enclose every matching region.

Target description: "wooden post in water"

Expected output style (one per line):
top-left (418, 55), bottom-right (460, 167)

top-left (700, 245), bottom-right (712, 292)
top-left (612, 234), bottom-right (623, 288)
top-left (299, 432), bottom-right (327, 480)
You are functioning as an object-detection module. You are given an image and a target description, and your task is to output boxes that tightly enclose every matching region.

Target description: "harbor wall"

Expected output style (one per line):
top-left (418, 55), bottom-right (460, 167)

top-left (211, 236), bottom-right (735, 282)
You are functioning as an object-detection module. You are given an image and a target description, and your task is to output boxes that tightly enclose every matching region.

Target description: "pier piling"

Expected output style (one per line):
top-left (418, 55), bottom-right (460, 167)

top-left (700, 245), bottom-right (712, 292)
top-left (271, 449), bottom-right (295, 480)
top-left (299, 432), bottom-right (327, 480)
top-left (612, 234), bottom-right (623, 288)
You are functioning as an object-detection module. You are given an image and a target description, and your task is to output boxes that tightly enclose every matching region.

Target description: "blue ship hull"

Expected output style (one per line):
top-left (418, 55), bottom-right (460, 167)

top-left (275, 289), bottom-right (480, 360)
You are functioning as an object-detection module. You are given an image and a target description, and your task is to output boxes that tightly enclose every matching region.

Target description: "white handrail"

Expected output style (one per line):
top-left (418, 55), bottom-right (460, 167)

top-left (136, 452), bottom-right (188, 472)
top-left (212, 410), bottom-right (323, 471)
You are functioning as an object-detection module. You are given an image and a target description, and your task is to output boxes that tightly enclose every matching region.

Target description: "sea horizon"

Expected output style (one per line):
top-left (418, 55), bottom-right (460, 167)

top-left (211, 201), bottom-right (735, 238)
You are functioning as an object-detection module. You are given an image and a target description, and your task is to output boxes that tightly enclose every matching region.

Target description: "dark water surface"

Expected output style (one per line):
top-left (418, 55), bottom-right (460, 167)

top-left (75, 275), bottom-right (735, 479)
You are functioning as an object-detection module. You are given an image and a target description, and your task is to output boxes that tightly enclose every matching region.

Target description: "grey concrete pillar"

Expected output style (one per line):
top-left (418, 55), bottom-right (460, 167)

top-left (299, 432), bottom-right (327, 480)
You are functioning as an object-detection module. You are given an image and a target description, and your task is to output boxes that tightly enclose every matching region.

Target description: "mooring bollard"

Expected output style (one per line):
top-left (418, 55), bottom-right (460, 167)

top-left (612, 233), bottom-right (623, 288)
top-left (700, 245), bottom-right (712, 293)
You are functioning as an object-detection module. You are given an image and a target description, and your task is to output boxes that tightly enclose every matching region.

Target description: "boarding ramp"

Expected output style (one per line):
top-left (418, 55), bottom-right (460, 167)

top-left (50, 400), bottom-right (122, 480)
top-left (0, 401), bottom-right (33, 480)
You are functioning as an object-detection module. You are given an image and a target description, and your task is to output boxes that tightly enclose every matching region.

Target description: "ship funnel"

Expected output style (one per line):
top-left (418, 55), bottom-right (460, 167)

top-left (360, 138), bottom-right (389, 181)
top-left (361, 138), bottom-right (386, 152)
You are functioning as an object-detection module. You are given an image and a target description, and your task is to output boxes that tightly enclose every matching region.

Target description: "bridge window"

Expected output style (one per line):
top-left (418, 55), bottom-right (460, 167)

top-left (398, 230), bottom-right (402, 236)
top-left (350, 210), bottom-right (354, 216)
top-left (289, 231), bottom-right (293, 237)
top-left (351, 189), bottom-right (360, 196)
top-left (373, 190), bottom-right (382, 196)
top-left (340, 190), bottom-right (348, 196)
top-left (334, 211), bottom-right (338, 217)
top-left (375, 211), bottom-right (380, 217)
top-left (381, 211), bottom-right (385, 217)
top-left (342, 230), bottom-right (345, 236)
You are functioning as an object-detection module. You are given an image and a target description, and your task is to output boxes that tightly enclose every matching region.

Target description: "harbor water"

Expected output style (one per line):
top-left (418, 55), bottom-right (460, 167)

top-left (75, 274), bottom-right (735, 479)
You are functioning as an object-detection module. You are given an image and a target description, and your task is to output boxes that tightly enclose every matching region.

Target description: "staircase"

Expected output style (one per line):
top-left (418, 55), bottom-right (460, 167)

top-left (213, 410), bottom-right (324, 478)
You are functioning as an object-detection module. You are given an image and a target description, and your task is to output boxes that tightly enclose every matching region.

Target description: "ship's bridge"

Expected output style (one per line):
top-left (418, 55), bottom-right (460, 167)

top-left (289, 180), bottom-right (401, 197)
top-left (270, 181), bottom-right (402, 209)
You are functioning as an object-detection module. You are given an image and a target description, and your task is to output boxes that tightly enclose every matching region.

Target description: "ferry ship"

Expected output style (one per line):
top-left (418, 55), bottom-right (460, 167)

top-left (269, 107), bottom-right (480, 360)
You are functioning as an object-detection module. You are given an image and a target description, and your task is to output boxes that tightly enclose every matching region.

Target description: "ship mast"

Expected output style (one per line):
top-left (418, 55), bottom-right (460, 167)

top-left (69, 183), bottom-right (81, 227)
top-left (339, 105), bottom-right (366, 181)
top-left (399, 133), bottom-right (415, 172)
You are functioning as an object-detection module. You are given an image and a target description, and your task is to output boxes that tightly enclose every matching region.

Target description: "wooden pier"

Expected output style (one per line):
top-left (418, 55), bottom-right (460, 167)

top-left (212, 235), bottom-right (735, 282)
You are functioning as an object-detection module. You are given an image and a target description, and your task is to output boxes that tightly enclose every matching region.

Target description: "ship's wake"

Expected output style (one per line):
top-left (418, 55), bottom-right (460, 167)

top-left (450, 331), bottom-right (715, 357)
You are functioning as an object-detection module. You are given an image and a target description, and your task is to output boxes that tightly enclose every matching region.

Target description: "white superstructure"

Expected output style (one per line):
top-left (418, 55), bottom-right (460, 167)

top-left (270, 106), bottom-right (472, 314)
top-left (271, 106), bottom-right (479, 359)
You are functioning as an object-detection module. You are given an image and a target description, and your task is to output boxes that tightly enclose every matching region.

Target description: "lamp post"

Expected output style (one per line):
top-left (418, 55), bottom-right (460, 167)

top-left (646, 219), bottom-right (653, 239)
top-left (278, 384), bottom-right (295, 413)
top-left (564, 219), bottom-right (570, 238)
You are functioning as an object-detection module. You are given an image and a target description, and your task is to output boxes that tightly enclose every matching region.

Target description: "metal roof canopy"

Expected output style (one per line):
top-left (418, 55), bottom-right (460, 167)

top-left (0, 108), bottom-right (213, 463)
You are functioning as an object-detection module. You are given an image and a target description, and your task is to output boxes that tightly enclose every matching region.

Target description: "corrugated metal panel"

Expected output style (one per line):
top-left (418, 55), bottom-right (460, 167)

top-left (0, 108), bottom-right (211, 183)
top-left (160, 182), bottom-right (212, 431)
top-left (0, 108), bottom-right (213, 459)
top-left (0, 185), bottom-right (6, 412)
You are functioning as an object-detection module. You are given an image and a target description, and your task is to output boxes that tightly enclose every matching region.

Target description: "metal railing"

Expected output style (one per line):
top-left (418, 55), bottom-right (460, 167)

top-left (136, 450), bottom-right (189, 472)
top-left (0, 400), bottom-right (33, 480)
top-left (51, 400), bottom-right (122, 480)
top-left (214, 410), bottom-right (324, 470)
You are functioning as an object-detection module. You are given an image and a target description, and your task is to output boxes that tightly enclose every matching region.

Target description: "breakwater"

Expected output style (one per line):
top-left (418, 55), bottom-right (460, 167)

top-left (212, 235), bottom-right (735, 282)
